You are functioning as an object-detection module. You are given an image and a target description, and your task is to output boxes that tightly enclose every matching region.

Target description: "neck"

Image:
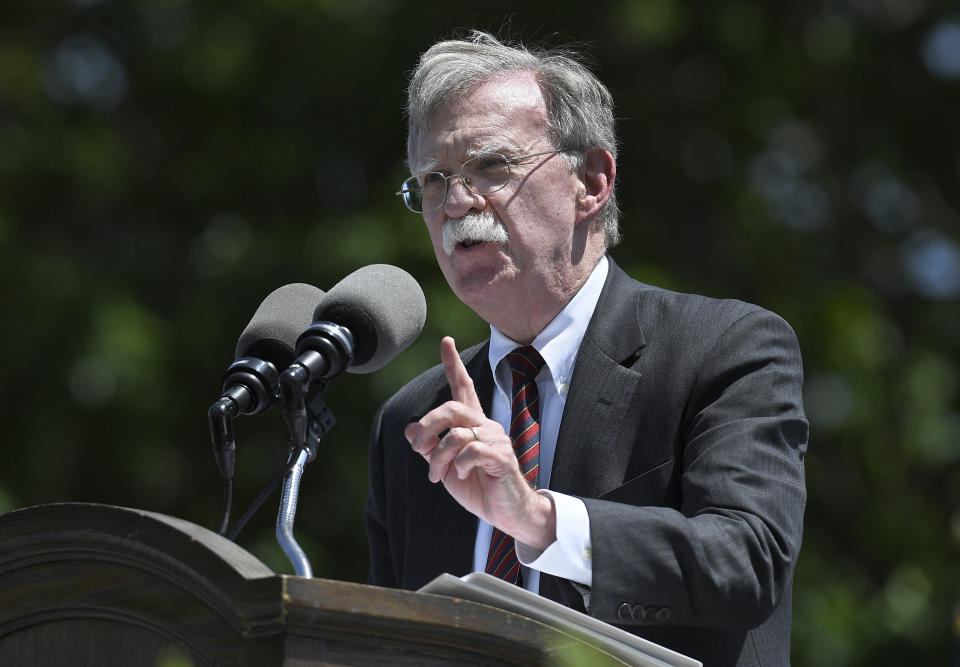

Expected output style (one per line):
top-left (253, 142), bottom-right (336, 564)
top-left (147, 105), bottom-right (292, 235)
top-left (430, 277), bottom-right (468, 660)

top-left (486, 253), bottom-right (604, 344)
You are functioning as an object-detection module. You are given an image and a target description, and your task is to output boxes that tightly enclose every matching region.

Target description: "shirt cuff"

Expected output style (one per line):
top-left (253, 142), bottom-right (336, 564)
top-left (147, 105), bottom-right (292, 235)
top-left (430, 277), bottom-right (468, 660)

top-left (515, 490), bottom-right (592, 587)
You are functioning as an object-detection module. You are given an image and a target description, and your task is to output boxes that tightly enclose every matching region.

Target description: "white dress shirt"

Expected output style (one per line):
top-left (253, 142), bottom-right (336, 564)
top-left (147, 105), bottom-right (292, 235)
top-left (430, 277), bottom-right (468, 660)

top-left (472, 256), bottom-right (608, 593)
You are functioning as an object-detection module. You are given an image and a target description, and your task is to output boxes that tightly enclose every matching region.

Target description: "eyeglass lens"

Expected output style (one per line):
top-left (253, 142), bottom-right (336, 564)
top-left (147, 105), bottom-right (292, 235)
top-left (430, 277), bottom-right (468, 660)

top-left (402, 155), bottom-right (513, 212)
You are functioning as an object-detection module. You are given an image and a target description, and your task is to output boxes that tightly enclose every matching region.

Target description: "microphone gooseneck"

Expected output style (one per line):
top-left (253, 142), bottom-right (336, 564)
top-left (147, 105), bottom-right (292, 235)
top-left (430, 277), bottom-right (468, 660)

top-left (272, 264), bottom-right (426, 578)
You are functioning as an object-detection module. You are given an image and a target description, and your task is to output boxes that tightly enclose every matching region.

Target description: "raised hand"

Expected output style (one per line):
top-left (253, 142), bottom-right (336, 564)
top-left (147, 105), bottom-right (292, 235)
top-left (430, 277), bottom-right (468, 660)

top-left (404, 336), bottom-right (556, 550)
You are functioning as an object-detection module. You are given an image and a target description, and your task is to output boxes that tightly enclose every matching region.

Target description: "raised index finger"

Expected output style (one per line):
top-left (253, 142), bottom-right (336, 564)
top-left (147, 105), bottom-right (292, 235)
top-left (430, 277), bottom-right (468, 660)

top-left (440, 336), bottom-right (483, 412)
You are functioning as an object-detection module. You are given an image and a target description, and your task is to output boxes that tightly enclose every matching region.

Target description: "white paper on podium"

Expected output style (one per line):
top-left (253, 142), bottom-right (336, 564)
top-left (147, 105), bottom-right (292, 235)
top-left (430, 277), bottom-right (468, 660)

top-left (419, 572), bottom-right (702, 667)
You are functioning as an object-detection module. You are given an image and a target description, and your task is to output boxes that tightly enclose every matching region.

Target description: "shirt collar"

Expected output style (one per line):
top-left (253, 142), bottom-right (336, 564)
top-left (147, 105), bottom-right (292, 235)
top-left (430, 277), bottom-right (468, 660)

top-left (488, 255), bottom-right (609, 397)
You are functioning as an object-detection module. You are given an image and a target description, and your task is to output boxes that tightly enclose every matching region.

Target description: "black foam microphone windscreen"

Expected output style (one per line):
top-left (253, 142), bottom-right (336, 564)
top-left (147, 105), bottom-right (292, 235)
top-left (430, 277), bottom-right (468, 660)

top-left (235, 283), bottom-right (326, 367)
top-left (311, 264), bottom-right (426, 374)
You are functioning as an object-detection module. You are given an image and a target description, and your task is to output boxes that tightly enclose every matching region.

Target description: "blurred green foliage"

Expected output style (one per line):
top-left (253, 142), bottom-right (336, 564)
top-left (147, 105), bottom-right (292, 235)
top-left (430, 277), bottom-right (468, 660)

top-left (1, 1), bottom-right (958, 664)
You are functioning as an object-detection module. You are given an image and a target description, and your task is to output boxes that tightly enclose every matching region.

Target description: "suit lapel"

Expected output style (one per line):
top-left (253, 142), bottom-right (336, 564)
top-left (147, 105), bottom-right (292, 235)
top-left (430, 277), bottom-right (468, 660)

top-left (550, 258), bottom-right (647, 498)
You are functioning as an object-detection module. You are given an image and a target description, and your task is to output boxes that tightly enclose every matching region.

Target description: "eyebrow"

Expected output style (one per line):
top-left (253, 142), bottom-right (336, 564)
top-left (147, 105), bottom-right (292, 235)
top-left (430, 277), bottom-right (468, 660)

top-left (413, 155), bottom-right (442, 173)
top-left (413, 141), bottom-right (528, 174)
top-left (466, 141), bottom-right (525, 159)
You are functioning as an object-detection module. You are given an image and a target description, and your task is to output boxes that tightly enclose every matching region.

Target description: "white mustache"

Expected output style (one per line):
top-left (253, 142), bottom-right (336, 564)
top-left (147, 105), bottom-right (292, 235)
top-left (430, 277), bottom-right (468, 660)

top-left (441, 211), bottom-right (509, 255)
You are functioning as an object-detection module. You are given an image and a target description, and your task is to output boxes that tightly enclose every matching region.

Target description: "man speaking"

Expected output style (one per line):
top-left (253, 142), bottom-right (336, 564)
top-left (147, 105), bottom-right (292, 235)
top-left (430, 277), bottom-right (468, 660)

top-left (365, 31), bottom-right (808, 666)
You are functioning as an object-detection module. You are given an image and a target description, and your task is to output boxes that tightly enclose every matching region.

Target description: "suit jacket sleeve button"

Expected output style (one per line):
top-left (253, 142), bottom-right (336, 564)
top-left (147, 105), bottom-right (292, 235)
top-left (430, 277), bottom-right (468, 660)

top-left (655, 607), bottom-right (672, 623)
top-left (617, 603), bottom-right (632, 621)
top-left (631, 604), bottom-right (646, 622)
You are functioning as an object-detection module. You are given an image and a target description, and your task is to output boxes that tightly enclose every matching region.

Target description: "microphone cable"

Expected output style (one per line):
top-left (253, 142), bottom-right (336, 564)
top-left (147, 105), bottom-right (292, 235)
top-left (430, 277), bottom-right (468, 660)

top-left (224, 453), bottom-right (301, 542)
top-left (217, 476), bottom-right (233, 536)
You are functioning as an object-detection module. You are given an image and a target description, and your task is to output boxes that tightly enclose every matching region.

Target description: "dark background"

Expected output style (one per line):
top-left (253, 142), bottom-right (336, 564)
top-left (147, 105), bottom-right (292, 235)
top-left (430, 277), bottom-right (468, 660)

top-left (2, 1), bottom-right (958, 664)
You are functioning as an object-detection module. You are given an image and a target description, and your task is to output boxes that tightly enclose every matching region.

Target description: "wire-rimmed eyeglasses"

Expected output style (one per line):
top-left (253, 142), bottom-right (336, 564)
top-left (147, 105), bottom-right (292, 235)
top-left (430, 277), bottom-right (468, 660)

top-left (395, 149), bottom-right (572, 213)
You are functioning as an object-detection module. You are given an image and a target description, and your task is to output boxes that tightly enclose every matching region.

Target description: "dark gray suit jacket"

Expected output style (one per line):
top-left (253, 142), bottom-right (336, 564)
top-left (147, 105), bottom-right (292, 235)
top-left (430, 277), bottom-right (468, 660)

top-left (366, 258), bottom-right (808, 666)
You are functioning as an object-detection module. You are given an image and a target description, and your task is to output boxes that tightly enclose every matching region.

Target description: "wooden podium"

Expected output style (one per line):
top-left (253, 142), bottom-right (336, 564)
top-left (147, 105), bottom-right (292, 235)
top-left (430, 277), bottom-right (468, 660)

top-left (0, 503), bottom-right (642, 666)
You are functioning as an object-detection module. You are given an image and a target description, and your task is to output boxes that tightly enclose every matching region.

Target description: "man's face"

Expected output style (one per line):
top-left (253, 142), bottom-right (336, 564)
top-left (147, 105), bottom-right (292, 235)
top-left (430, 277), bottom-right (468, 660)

top-left (414, 71), bottom-right (587, 338)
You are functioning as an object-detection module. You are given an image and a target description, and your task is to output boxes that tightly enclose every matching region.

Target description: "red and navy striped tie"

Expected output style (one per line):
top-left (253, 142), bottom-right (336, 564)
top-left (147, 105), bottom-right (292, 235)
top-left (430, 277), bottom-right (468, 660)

top-left (485, 345), bottom-right (546, 585)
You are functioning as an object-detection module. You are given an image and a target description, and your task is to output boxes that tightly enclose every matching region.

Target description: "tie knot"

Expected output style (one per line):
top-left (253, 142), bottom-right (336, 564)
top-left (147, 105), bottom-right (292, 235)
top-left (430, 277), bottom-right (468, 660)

top-left (506, 345), bottom-right (546, 381)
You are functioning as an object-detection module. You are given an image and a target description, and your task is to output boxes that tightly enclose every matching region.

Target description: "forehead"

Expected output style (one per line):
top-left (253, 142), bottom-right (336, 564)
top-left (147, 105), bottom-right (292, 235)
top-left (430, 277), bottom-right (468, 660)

top-left (415, 72), bottom-right (550, 170)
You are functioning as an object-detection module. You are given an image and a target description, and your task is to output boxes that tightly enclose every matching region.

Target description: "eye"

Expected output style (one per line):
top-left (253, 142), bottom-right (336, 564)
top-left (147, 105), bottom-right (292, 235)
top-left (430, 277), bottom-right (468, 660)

top-left (420, 172), bottom-right (446, 188)
top-left (472, 155), bottom-right (507, 171)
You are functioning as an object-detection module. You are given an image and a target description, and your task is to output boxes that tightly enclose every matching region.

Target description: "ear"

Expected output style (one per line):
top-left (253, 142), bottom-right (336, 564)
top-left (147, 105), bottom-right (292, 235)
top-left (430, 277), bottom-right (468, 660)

top-left (575, 148), bottom-right (616, 225)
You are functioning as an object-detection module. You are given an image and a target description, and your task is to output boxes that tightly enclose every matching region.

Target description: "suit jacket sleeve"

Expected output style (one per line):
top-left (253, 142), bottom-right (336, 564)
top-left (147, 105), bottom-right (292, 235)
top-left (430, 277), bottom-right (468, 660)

top-left (582, 305), bottom-right (808, 631)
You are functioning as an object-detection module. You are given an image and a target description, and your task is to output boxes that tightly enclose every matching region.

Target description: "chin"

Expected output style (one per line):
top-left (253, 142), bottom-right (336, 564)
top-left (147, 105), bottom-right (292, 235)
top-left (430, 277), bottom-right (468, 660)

top-left (451, 269), bottom-right (511, 309)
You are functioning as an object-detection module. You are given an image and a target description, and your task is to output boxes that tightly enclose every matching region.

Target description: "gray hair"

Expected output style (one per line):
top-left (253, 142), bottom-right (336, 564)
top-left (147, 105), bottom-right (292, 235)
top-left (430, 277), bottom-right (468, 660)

top-left (406, 31), bottom-right (621, 247)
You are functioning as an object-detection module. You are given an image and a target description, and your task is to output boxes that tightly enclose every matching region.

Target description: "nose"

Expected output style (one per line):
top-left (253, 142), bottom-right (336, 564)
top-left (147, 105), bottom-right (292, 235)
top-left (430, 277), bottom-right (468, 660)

top-left (443, 175), bottom-right (486, 218)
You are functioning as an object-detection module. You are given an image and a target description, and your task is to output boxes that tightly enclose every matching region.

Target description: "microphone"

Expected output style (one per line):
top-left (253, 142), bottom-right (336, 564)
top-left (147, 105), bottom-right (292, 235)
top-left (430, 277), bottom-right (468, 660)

top-left (209, 283), bottom-right (325, 479)
top-left (279, 265), bottom-right (426, 448)
top-left (295, 263), bottom-right (427, 380)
